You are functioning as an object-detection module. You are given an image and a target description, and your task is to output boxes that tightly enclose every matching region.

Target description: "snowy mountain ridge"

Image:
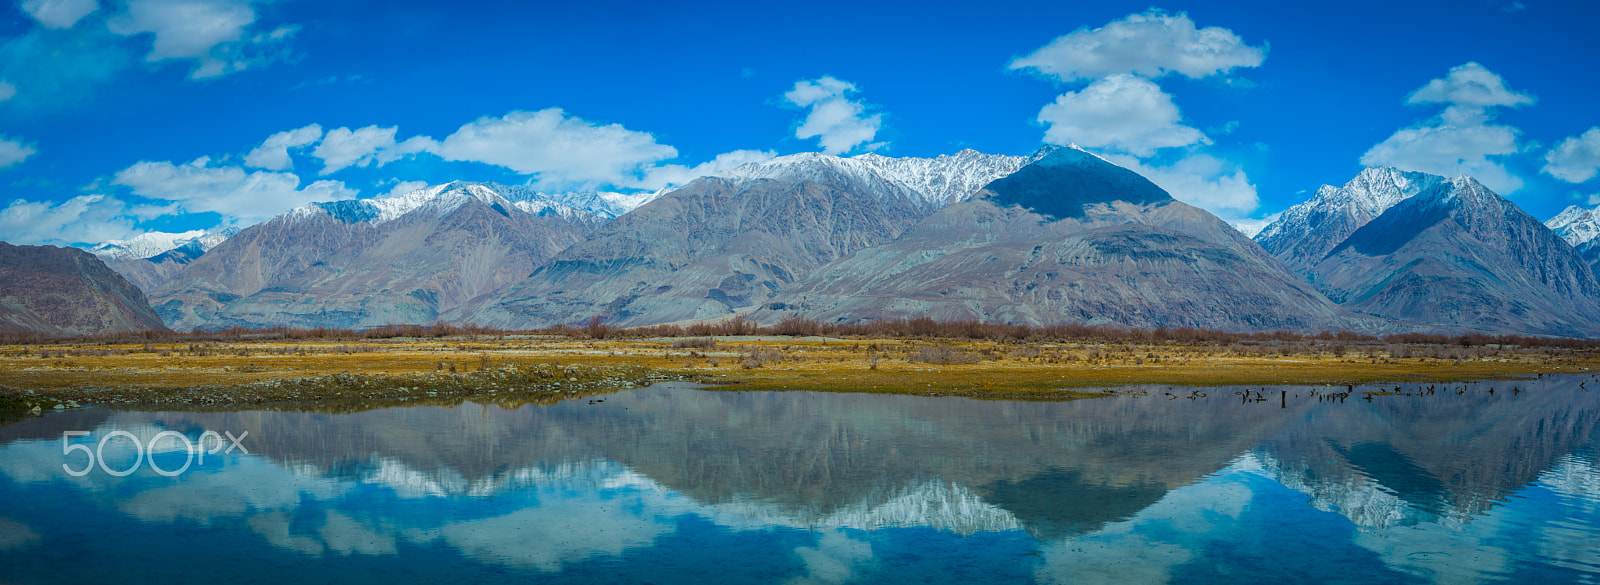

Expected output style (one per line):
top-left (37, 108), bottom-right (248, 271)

top-left (88, 230), bottom-right (234, 261)
top-left (1547, 204), bottom-right (1599, 247)
top-left (1256, 166), bottom-right (1445, 244)
top-left (282, 181), bottom-right (663, 227)
top-left (714, 147), bottom-right (1059, 210)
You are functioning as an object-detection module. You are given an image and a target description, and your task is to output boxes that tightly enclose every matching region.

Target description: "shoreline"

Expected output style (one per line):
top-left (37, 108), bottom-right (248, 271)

top-left (1, 336), bottom-right (1595, 414)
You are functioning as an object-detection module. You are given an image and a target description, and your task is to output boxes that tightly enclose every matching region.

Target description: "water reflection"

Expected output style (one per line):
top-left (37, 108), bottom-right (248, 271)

top-left (0, 377), bottom-right (1596, 584)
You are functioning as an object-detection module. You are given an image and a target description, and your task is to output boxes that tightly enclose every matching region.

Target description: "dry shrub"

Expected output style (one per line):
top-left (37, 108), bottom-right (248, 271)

top-left (741, 347), bottom-right (784, 368)
top-left (908, 345), bottom-right (981, 364)
top-left (672, 338), bottom-right (717, 349)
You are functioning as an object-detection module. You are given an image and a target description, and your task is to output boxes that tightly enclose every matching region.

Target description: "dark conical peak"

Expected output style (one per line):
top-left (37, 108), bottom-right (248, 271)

top-left (980, 146), bottom-right (1172, 220)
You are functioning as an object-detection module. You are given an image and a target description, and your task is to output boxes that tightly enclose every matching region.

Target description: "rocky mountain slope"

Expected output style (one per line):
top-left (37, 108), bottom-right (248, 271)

top-left (0, 242), bottom-right (167, 335)
top-left (149, 182), bottom-right (632, 330)
top-left (1283, 175), bottom-right (1600, 337)
top-left (1548, 204), bottom-right (1600, 269)
top-left (752, 147), bottom-right (1358, 331)
top-left (470, 150), bottom-right (1040, 328)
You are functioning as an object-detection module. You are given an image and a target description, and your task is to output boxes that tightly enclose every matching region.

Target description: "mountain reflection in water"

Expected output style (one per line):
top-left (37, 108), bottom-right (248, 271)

top-left (1, 377), bottom-right (1597, 584)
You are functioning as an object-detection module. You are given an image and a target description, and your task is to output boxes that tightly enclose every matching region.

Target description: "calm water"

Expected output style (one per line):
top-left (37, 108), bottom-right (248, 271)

top-left (1, 377), bottom-right (1598, 584)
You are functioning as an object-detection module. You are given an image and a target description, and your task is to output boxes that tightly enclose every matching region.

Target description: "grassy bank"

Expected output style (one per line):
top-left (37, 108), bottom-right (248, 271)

top-left (1, 334), bottom-right (1595, 414)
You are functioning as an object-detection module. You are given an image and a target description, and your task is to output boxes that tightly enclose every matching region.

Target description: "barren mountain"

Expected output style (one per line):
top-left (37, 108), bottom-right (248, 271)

top-left (471, 150), bottom-right (1039, 328)
top-left (150, 182), bottom-right (624, 330)
top-left (1303, 176), bottom-right (1600, 337)
top-left (755, 147), bottom-right (1357, 331)
top-left (0, 242), bottom-right (167, 335)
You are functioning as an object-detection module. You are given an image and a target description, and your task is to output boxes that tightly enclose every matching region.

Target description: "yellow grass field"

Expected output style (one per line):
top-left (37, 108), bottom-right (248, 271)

top-left (2, 335), bottom-right (1595, 412)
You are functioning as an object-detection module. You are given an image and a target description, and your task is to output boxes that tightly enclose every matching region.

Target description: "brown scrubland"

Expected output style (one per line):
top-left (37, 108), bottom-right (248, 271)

top-left (2, 317), bottom-right (1596, 416)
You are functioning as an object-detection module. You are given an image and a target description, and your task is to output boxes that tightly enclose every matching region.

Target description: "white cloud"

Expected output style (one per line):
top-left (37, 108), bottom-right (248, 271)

top-left (311, 125), bottom-right (432, 175)
top-left (244, 123), bottom-right (322, 171)
top-left (107, 0), bottom-right (296, 79)
top-left (1362, 124), bottom-right (1523, 193)
top-left (1015, 10), bottom-right (1263, 219)
top-left (1543, 127), bottom-right (1600, 184)
top-left (431, 109), bottom-right (679, 189)
top-left (0, 82), bottom-right (14, 102)
top-left (1408, 62), bottom-right (1534, 111)
top-left (1038, 74), bottom-right (1208, 157)
top-left (783, 76), bottom-right (884, 155)
top-left (382, 180), bottom-right (429, 198)
top-left (1104, 152), bottom-right (1259, 218)
top-left (630, 149), bottom-right (776, 190)
top-left (113, 157), bottom-right (356, 223)
top-left (1010, 9), bottom-right (1266, 83)
top-left (0, 136), bottom-right (37, 169)
top-left (20, 0), bottom-right (100, 29)
top-left (0, 194), bottom-right (161, 245)
top-left (1362, 62), bottom-right (1531, 194)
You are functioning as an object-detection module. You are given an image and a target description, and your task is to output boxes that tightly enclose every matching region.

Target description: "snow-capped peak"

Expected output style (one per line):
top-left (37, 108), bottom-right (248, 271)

top-left (713, 148), bottom-right (1041, 210)
top-left (88, 229), bottom-right (234, 261)
top-left (1547, 204), bottom-right (1599, 247)
top-left (1256, 166), bottom-right (1446, 243)
top-left (282, 181), bottom-right (664, 227)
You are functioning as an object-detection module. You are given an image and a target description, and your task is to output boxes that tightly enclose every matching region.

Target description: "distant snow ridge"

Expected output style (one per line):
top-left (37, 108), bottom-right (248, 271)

top-left (288, 181), bottom-right (665, 226)
top-left (89, 229), bottom-right (236, 261)
top-left (716, 148), bottom-right (1053, 210)
top-left (1547, 204), bottom-right (1600, 248)
top-left (1256, 167), bottom-right (1445, 244)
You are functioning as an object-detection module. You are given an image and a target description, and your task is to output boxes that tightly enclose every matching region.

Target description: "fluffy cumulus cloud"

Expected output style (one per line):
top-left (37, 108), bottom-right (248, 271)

top-left (0, 193), bottom-right (178, 245)
top-left (1543, 127), bottom-right (1600, 184)
top-left (1362, 62), bottom-right (1532, 194)
top-left (783, 76), bottom-right (884, 155)
top-left (1408, 62), bottom-right (1534, 113)
top-left (0, 136), bottom-right (38, 169)
top-left (382, 180), bottom-right (430, 198)
top-left (244, 123), bottom-right (323, 171)
top-left (108, 0), bottom-right (298, 79)
top-left (1017, 10), bottom-right (1263, 220)
top-left (41, 108), bottom-right (770, 240)
top-left (1038, 75), bottom-right (1207, 157)
top-left (1103, 152), bottom-right (1259, 218)
top-left (630, 149), bottom-right (776, 191)
top-left (312, 126), bottom-right (433, 175)
top-left (1362, 124), bottom-right (1522, 193)
top-left (1009, 9), bottom-right (1266, 83)
top-left (113, 157), bottom-right (356, 223)
top-left (430, 109), bottom-right (682, 189)
top-left (19, 0), bottom-right (100, 29)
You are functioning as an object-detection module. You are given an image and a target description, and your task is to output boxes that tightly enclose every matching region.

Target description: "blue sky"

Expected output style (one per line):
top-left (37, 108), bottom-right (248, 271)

top-left (2, 0), bottom-right (1599, 245)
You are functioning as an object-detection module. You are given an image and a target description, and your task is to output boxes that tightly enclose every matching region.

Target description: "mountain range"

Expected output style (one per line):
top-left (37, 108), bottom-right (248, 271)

top-left (90, 230), bottom-right (235, 293)
top-left (749, 148), bottom-right (1358, 332)
top-left (16, 148), bottom-right (1599, 338)
top-left (1256, 169), bottom-right (1600, 337)
top-left (471, 149), bottom-right (1041, 328)
top-left (143, 182), bottom-right (653, 330)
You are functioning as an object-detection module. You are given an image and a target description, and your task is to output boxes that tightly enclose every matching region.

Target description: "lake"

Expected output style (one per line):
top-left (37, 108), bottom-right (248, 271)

top-left (1, 376), bottom-right (1597, 584)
